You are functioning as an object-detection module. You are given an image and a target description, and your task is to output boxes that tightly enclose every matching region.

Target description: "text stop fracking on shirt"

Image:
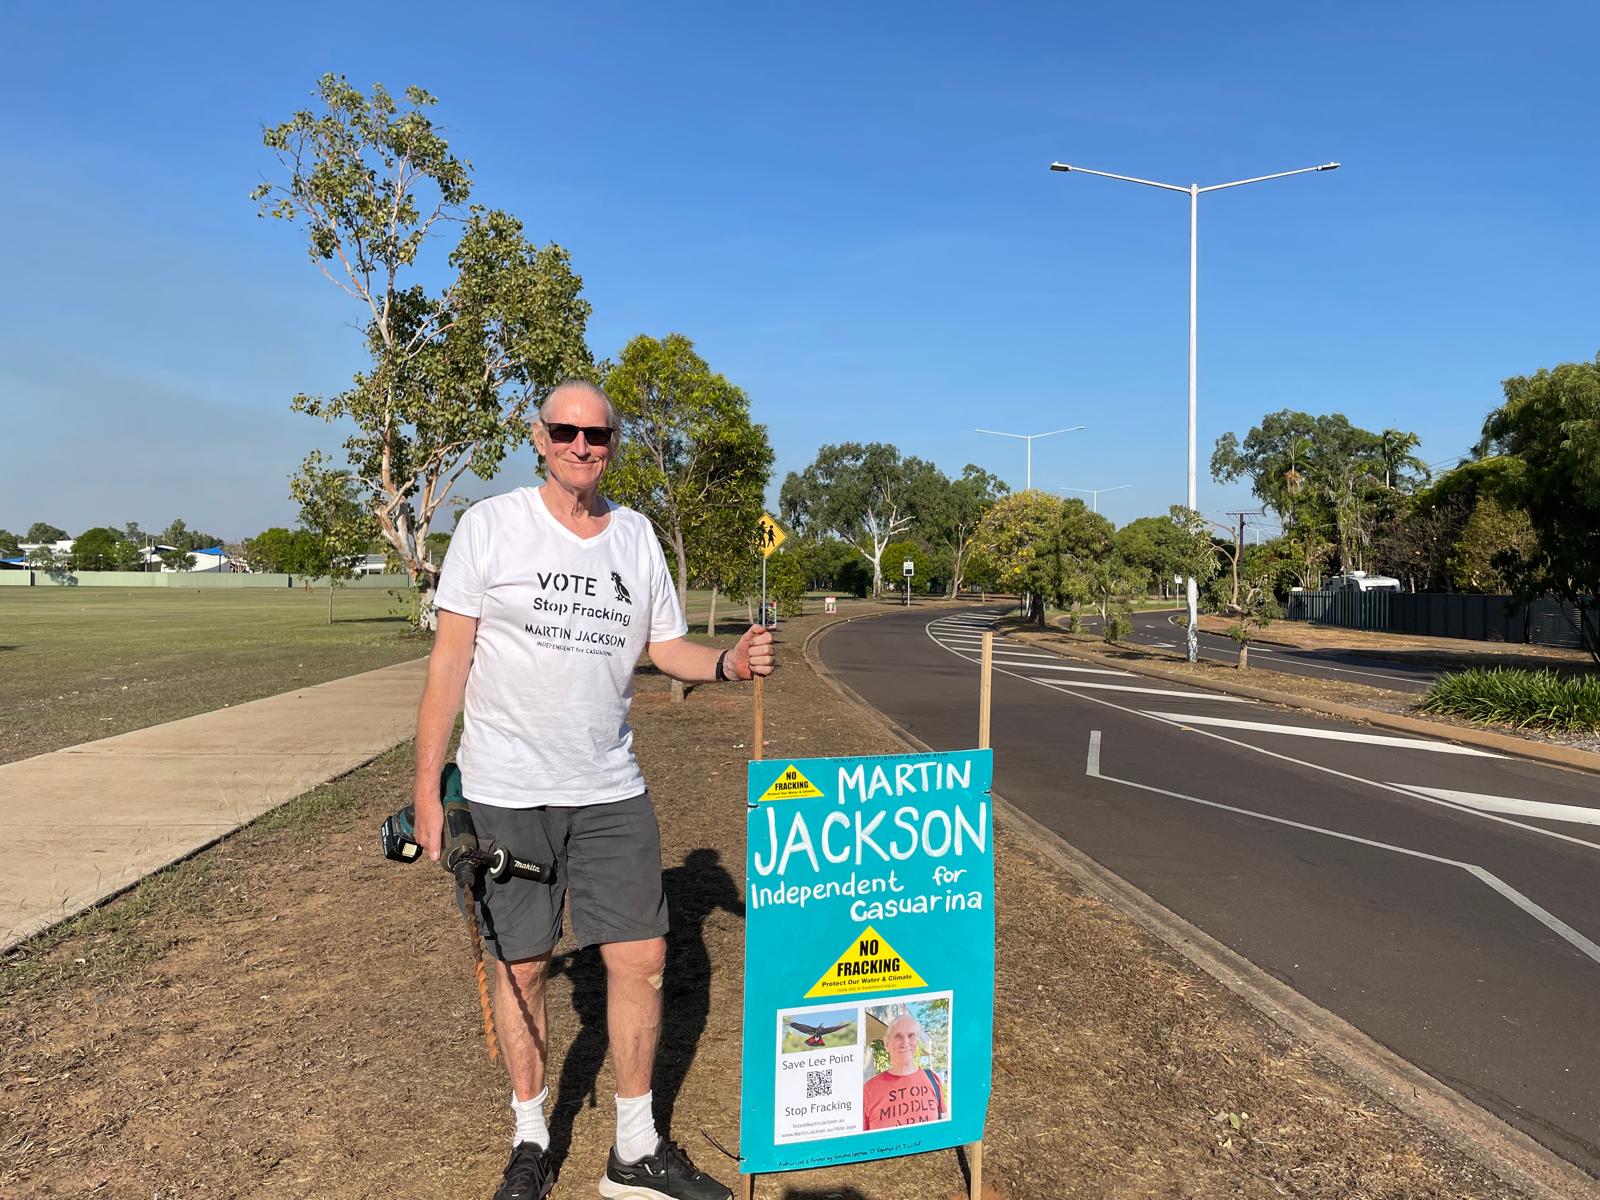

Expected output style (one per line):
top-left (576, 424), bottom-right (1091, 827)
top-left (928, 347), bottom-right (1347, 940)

top-left (740, 749), bottom-right (995, 1175)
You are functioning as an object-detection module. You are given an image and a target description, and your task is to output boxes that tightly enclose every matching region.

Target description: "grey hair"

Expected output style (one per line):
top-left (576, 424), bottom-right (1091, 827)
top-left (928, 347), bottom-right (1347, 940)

top-left (537, 379), bottom-right (621, 430)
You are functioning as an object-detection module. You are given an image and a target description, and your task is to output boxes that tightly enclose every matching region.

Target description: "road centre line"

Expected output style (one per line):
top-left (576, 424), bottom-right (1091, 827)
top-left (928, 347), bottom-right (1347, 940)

top-left (1142, 712), bottom-right (1502, 758)
top-left (1083, 733), bottom-right (1600, 967)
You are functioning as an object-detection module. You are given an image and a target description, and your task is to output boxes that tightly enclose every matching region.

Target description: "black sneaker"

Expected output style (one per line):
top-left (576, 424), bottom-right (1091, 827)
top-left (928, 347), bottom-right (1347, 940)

top-left (597, 1137), bottom-right (733, 1200)
top-left (494, 1141), bottom-right (554, 1200)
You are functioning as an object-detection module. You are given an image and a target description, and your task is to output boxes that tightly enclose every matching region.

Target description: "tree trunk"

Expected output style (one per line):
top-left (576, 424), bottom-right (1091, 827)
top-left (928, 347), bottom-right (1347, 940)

top-left (671, 530), bottom-right (689, 704)
top-left (328, 582), bottom-right (334, 625)
top-left (707, 585), bottom-right (718, 636)
top-left (417, 576), bottom-right (439, 632)
top-left (1238, 642), bottom-right (1249, 670)
top-left (746, 597), bottom-right (755, 623)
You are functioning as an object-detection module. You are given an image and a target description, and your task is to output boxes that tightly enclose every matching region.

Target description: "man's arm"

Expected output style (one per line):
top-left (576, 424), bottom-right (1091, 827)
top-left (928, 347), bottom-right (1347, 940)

top-left (647, 623), bottom-right (777, 683)
top-left (413, 609), bottom-right (479, 861)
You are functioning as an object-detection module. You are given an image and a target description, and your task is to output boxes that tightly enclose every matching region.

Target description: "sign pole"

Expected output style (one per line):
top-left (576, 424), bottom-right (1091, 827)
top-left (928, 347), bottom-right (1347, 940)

top-left (979, 631), bottom-right (992, 750)
top-left (969, 628), bottom-right (992, 1199)
top-left (755, 557), bottom-right (766, 768)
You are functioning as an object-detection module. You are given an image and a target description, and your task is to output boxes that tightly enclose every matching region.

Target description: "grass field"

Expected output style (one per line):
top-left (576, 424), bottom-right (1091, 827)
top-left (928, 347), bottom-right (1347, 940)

top-left (0, 586), bottom-right (427, 764)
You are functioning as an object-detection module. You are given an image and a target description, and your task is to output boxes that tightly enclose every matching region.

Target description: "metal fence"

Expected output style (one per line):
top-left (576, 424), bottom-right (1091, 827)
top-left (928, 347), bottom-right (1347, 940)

top-left (1284, 589), bottom-right (1598, 650)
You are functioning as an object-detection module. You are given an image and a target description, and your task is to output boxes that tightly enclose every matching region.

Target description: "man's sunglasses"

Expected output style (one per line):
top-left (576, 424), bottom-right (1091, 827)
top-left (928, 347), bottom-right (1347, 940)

top-left (543, 422), bottom-right (616, 446)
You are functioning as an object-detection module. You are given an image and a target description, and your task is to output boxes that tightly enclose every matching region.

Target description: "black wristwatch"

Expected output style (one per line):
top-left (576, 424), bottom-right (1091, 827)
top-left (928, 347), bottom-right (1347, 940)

top-left (715, 649), bottom-right (730, 682)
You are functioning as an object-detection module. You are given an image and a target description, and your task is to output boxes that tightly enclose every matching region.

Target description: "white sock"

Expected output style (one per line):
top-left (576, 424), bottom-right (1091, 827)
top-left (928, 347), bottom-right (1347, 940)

top-left (615, 1091), bottom-right (659, 1163)
top-left (512, 1086), bottom-right (549, 1149)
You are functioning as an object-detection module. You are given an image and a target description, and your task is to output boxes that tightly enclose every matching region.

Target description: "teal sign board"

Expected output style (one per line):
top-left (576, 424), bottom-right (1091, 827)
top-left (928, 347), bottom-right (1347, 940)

top-left (740, 749), bottom-right (995, 1174)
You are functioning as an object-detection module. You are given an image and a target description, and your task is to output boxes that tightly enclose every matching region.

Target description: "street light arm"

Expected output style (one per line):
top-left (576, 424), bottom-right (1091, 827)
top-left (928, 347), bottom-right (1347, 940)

top-left (1048, 163), bottom-right (1188, 193)
top-left (1199, 163), bottom-right (1340, 193)
top-left (974, 428), bottom-right (1027, 440)
top-left (1032, 425), bottom-right (1087, 441)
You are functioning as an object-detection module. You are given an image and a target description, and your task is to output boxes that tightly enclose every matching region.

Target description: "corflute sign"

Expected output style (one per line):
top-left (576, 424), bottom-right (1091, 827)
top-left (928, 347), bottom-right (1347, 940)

top-left (741, 750), bottom-right (994, 1175)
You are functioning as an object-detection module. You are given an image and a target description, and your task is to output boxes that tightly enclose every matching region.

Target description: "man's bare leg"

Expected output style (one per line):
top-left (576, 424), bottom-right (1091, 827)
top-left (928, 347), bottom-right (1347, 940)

top-left (601, 936), bottom-right (666, 1096)
top-left (495, 953), bottom-right (552, 1100)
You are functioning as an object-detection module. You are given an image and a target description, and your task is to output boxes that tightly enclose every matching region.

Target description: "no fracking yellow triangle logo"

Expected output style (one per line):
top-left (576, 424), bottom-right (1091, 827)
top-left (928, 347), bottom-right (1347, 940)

top-left (805, 926), bottom-right (927, 999)
top-left (758, 763), bottom-right (825, 802)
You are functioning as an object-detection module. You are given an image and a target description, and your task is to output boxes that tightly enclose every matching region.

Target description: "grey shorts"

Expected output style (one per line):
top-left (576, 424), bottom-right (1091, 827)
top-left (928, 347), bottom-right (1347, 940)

top-left (461, 792), bottom-right (669, 961)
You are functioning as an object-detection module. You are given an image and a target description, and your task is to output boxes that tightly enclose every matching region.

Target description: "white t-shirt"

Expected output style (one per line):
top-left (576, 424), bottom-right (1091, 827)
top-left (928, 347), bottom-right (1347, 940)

top-left (433, 486), bottom-right (687, 808)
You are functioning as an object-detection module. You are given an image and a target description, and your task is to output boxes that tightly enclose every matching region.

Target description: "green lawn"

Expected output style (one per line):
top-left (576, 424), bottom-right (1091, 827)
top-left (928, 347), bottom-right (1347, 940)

top-left (0, 587), bottom-right (427, 764)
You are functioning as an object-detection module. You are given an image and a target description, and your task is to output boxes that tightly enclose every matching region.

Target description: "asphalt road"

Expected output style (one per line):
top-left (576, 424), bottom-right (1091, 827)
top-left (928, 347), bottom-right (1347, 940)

top-left (1080, 608), bottom-right (1445, 693)
top-left (820, 606), bottom-right (1600, 1177)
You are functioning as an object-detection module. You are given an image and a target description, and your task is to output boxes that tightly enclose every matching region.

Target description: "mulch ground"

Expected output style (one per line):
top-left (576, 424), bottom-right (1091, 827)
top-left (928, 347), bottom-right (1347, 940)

top-left (0, 607), bottom-right (1529, 1199)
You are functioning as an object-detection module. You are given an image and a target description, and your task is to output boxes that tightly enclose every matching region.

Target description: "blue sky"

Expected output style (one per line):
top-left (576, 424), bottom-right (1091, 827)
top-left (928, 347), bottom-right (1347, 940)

top-left (2, 1), bottom-right (1596, 539)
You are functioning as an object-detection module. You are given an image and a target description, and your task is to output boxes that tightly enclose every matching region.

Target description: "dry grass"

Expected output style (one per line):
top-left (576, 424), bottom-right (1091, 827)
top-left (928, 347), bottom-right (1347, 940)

top-left (0, 587), bottom-right (426, 764)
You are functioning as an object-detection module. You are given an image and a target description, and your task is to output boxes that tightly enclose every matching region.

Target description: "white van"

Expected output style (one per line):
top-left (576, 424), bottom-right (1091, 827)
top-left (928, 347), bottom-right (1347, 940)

top-left (1329, 570), bottom-right (1400, 592)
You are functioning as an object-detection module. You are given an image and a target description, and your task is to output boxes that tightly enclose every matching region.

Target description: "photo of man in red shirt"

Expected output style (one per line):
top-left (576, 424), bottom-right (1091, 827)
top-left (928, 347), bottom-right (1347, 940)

top-left (862, 1013), bottom-right (947, 1131)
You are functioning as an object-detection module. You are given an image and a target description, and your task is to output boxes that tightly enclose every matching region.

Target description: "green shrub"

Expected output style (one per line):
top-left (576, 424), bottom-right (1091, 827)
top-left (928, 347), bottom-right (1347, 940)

top-left (1420, 667), bottom-right (1600, 731)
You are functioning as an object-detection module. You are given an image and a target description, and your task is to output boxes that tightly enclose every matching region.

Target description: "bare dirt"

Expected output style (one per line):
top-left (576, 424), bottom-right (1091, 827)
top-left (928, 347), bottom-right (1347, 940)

top-left (0, 606), bottom-right (1534, 1199)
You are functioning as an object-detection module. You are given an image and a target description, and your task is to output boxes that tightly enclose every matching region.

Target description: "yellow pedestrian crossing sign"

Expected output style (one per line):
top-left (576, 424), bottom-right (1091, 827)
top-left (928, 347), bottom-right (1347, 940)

top-left (759, 513), bottom-right (786, 557)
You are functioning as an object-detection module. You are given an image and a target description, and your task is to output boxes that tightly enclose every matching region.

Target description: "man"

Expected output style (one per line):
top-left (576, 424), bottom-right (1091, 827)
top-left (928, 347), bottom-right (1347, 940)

top-left (413, 379), bottom-right (775, 1200)
top-left (862, 1015), bottom-right (946, 1132)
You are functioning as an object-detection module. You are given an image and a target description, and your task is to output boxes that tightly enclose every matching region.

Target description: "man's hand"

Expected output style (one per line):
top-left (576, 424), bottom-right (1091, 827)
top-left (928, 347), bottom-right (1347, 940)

top-left (413, 792), bottom-right (445, 862)
top-left (729, 623), bottom-right (777, 681)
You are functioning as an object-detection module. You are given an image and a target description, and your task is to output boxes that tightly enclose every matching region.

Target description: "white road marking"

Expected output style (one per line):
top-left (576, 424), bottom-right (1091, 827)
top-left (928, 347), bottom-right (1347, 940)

top-left (922, 613), bottom-right (1599, 851)
top-left (1384, 785), bottom-right (1600, 827)
top-left (1039, 680), bottom-right (1253, 702)
top-left (1084, 735), bottom-right (1600, 967)
top-left (1141, 712), bottom-right (1501, 757)
top-left (1058, 687), bottom-right (1600, 853)
top-left (940, 646), bottom-right (1132, 675)
top-left (987, 661), bottom-right (1131, 675)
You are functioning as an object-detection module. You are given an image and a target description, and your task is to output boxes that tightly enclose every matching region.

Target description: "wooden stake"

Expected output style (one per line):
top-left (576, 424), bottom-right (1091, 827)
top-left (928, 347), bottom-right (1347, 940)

top-left (973, 635), bottom-right (991, 1197)
top-left (753, 674), bottom-right (765, 761)
top-left (742, 1173), bottom-right (756, 1199)
top-left (979, 631), bottom-right (993, 750)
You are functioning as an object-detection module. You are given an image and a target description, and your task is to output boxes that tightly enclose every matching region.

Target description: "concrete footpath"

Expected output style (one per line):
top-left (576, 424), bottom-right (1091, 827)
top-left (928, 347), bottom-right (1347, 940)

top-left (0, 657), bottom-right (430, 952)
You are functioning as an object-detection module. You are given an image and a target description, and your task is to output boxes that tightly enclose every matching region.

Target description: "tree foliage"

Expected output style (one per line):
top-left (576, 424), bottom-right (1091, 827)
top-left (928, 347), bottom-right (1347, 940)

top-left (969, 494), bottom-right (1120, 624)
top-left (25, 523), bottom-right (66, 544)
top-left (0, 530), bottom-right (21, 556)
top-left (919, 465), bottom-right (1008, 595)
top-left (255, 74), bottom-right (593, 623)
top-left (68, 527), bottom-right (128, 571)
top-left (292, 467), bottom-right (378, 622)
top-left (603, 334), bottom-right (772, 627)
top-left (1213, 410), bottom-right (1427, 575)
top-left (1480, 352), bottom-right (1600, 622)
top-left (244, 527), bottom-right (317, 574)
top-left (780, 443), bottom-right (936, 596)
top-left (158, 519), bottom-right (225, 554)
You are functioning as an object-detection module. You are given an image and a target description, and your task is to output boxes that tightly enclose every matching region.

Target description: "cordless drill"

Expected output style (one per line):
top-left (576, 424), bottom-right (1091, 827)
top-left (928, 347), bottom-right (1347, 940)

top-left (381, 763), bottom-right (554, 886)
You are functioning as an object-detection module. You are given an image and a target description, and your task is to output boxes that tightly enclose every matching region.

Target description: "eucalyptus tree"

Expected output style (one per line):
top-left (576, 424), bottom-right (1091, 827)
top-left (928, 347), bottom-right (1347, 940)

top-left (602, 333), bottom-right (772, 692)
top-left (923, 465), bottom-right (1008, 595)
top-left (780, 443), bottom-right (936, 597)
top-left (254, 75), bottom-right (593, 625)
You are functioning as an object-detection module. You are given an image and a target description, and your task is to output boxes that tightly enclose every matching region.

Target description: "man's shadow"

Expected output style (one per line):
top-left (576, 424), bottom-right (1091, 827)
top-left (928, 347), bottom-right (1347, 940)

top-left (547, 847), bottom-right (745, 1166)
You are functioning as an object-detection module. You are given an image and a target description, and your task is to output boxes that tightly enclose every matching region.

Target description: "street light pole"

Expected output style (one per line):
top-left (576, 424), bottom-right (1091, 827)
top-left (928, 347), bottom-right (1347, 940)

top-left (1060, 484), bottom-right (1131, 514)
top-left (974, 425), bottom-right (1086, 492)
top-left (1049, 158), bottom-right (1338, 661)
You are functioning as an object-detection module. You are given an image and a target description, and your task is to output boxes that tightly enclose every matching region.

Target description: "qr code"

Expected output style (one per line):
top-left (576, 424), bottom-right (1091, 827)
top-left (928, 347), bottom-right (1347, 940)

top-left (805, 1070), bottom-right (832, 1099)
